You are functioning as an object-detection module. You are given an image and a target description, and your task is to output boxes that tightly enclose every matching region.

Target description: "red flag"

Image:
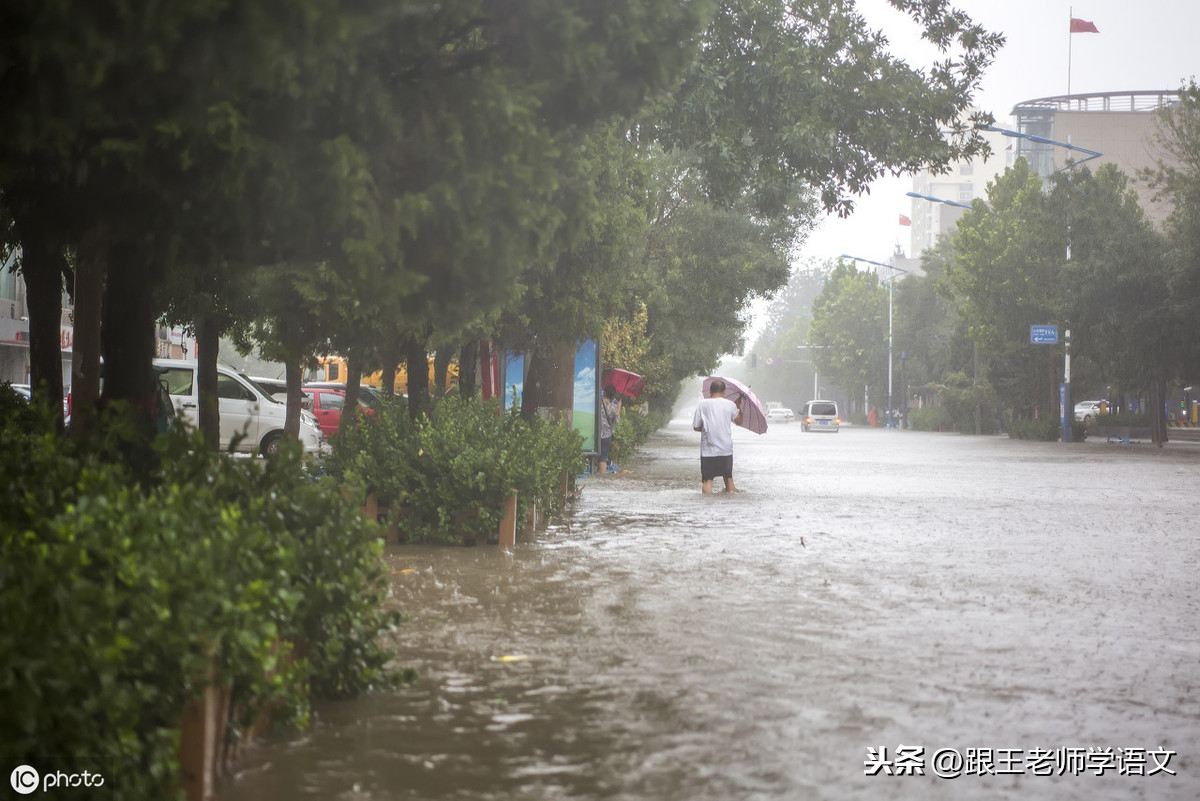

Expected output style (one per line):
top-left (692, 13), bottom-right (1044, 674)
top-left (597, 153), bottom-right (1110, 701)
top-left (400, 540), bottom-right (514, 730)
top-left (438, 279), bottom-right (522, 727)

top-left (898, 214), bottom-right (911, 226)
top-left (1070, 18), bottom-right (1099, 33)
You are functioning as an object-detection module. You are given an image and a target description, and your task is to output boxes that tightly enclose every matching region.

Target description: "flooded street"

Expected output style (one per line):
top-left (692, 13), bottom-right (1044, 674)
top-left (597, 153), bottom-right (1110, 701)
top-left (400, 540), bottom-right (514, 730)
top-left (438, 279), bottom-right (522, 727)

top-left (219, 420), bottom-right (1200, 801)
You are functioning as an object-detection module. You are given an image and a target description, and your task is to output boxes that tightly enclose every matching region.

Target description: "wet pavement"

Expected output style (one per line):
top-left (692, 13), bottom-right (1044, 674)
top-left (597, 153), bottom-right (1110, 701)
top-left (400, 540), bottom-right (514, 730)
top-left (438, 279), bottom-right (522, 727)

top-left (218, 419), bottom-right (1200, 800)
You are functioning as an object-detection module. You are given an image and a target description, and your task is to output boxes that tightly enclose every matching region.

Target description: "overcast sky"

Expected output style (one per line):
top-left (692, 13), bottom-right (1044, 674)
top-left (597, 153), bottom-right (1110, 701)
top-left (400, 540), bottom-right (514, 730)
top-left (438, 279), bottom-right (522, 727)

top-left (796, 0), bottom-right (1200, 268)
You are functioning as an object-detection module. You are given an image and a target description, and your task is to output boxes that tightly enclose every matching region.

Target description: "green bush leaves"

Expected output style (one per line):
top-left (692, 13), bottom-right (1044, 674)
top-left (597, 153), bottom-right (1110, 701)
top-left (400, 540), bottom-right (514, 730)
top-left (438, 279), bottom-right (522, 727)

top-left (325, 396), bottom-right (584, 543)
top-left (1, 409), bottom-right (395, 800)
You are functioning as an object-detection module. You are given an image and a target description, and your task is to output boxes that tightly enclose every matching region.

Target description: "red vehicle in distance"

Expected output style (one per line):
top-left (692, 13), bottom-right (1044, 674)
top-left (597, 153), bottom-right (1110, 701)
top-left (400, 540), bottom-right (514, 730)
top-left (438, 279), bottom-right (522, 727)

top-left (302, 386), bottom-right (376, 438)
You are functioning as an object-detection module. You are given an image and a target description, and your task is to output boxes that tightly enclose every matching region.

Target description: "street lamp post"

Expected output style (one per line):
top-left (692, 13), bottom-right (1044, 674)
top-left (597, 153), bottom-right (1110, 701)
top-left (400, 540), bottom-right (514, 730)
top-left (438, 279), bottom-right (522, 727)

top-left (795, 345), bottom-right (824, 400)
top-left (982, 124), bottom-right (1101, 173)
top-left (838, 254), bottom-right (907, 427)
top-left (904, 190), bottom-right (973, 210)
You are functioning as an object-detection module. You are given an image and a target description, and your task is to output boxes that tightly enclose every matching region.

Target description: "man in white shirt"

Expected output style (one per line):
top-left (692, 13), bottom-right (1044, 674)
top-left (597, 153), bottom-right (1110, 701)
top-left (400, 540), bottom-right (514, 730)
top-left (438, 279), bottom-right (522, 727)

top-left (692, 380), bottom-right (743, 494)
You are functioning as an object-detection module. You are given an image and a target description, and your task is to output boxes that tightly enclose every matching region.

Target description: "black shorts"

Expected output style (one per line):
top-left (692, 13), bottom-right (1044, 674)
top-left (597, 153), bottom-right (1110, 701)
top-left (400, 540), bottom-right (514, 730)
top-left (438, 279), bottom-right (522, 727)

top-left (599, 436), bottom-right (613, 461)
top-left (700, 454), bottom-right (733, 481)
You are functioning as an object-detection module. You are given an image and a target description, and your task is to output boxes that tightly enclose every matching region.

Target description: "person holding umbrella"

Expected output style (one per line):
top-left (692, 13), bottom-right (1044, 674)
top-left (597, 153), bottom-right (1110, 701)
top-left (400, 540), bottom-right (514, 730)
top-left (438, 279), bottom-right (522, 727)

top-left (598, 384), bottom-right (621, 475)
top-left (692, 379), bottom-right (744, 493)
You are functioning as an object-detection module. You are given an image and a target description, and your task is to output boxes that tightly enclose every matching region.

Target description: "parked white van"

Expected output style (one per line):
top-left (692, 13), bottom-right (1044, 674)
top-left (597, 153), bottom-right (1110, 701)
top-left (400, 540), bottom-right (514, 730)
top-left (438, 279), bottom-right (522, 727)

top-left (153, 358), bottom-right (323, 455)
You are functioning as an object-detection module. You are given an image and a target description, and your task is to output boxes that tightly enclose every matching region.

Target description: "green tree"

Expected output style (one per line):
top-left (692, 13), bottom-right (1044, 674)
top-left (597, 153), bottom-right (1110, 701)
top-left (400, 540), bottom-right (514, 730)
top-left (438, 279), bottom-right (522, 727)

top-left (1145, 80), bottom-right (1200, 438)
top-left (624, 0), bottom-right (1001, 410)
top-left (809, 261), bottom-right (888, 409)
top-left (746, 264), bottom-right (831, 409)
top-left (602, 301), bottom-right (670, 395)
top-left (637, 162), bottom-right (793, 402)
top-left (944, 160), bottom-right (1066, 419)
top-left (651, 0), bottom-right (1002, 217)
top-left (947, 159), bottom-right (1172, 439)
top-left (1049, 164), bottom-right (1172, 441)
top-left (894, 238), bottom-right (973, 395)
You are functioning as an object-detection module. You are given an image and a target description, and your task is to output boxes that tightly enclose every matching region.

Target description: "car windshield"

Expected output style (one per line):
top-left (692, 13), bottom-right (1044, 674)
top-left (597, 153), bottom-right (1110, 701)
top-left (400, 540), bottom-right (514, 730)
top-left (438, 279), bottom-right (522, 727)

top-left (808, 402), bottom-right (837, 416)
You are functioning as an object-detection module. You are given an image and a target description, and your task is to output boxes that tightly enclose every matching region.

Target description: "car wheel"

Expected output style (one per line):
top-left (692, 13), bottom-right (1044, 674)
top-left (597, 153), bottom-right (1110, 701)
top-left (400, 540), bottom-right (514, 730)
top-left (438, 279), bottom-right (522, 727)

top-left (260, 431), bottom-right (283, 457)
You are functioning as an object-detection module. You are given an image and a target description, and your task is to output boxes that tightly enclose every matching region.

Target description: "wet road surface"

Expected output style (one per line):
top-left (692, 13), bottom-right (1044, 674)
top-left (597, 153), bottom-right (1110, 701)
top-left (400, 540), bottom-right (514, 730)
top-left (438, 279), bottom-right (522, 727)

top-left (218, 420), bottom-right (1200, 800)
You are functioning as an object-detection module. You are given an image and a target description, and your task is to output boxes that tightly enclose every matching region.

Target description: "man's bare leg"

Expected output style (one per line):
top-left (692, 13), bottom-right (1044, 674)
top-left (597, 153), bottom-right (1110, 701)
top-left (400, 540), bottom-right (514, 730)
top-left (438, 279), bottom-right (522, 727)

top-left (702, 479), bottom-right (714, 494)
top-left (722, 476), bottom-right (739, 493)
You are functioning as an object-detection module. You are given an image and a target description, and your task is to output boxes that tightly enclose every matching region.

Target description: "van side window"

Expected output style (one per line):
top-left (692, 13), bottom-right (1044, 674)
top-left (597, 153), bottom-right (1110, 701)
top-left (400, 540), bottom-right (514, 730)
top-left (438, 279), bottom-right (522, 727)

top-left (216, 375), bottom-right (253, 401)
top-left (321, 392), bottom-right (345, 411)
top-left (161, 368), bottom-right (194, 397)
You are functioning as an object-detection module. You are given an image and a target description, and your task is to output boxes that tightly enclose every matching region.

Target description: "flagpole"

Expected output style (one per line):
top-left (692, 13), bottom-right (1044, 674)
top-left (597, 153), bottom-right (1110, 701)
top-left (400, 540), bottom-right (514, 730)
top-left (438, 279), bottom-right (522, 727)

top-left (1068, 6), bottom-right (1073, 96)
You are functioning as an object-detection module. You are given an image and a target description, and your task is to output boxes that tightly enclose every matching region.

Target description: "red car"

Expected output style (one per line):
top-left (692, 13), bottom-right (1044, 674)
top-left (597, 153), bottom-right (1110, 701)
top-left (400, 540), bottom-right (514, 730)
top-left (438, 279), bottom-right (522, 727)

top-left (302, 386), bottom-right (374, 437)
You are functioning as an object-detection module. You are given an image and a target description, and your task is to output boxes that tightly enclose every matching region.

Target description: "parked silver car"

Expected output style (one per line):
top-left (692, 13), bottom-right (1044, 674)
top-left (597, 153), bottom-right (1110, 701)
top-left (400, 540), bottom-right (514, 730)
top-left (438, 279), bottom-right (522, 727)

top-left (1073, 400), bottom-right (1106, 424)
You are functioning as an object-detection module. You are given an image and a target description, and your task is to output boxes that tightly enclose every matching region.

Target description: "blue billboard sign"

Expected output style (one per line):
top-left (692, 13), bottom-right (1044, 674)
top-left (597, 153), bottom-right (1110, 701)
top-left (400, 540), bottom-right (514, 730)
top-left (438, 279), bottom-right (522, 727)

top-left (1030, 325), bottom-right (1058, 344)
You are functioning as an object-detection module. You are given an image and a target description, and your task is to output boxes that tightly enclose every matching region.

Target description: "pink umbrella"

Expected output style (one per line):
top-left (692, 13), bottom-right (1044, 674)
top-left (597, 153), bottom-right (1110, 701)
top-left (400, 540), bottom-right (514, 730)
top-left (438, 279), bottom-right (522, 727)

top-left (702, 376), bottom-right (769, 434)
top-left (602, 368), bottom-right (645, 400)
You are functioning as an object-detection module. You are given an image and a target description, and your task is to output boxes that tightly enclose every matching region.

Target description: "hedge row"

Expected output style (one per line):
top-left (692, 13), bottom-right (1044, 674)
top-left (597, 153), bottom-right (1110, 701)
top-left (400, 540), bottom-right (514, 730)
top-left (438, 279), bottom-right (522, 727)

top-left (0, 398), bottom-right (398, 801)
top-left (324, 395), bottom-right (586, 543)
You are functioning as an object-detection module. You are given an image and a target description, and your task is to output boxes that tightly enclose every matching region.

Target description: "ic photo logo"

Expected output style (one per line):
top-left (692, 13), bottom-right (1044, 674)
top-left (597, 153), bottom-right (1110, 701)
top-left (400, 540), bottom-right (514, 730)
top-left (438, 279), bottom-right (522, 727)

top-left (9, 763), bottom-right (107, 794)
top-left (10, 765), bottom-right (39, 795)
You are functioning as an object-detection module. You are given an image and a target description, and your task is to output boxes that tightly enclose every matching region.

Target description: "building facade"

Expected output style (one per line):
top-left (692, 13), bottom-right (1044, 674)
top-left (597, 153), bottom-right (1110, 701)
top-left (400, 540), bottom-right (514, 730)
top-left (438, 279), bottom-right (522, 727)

top-left (1, 255), bottom-right (194, 389)
top-left (908, 125), bottom-right (1009, 259)
top-left (1007, 90), bottom-right (1179, 225)
top-left (907, 91), bottom-right (1180, 260)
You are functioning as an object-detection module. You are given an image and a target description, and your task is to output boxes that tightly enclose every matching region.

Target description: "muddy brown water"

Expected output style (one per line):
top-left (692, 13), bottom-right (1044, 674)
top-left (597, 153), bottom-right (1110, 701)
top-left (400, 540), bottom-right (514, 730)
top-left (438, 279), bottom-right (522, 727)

top-left (218, 421), bottom-right (1200, 800)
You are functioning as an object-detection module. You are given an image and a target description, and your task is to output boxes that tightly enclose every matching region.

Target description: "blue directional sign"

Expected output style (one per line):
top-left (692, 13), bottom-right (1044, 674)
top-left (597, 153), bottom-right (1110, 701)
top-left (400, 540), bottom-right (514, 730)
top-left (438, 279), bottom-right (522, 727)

top-left (1030, 325), bottom-right (1058, 344)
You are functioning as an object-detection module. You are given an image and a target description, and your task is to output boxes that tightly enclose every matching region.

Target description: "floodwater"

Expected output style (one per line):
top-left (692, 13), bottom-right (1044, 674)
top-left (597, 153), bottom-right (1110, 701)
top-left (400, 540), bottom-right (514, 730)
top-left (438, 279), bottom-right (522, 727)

top-left (218, 419), bottom-right (1200, 801)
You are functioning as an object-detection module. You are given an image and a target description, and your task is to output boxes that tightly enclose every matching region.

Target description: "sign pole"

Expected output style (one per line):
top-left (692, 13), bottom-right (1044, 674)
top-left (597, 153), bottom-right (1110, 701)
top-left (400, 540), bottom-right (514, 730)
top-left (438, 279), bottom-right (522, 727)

top-left (1062, 329), bottom-right (1072, 443)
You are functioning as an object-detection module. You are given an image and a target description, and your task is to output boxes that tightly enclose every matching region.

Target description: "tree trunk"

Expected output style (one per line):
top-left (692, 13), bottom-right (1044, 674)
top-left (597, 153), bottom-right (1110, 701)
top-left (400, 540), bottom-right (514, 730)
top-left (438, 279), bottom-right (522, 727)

top-left (458, 340), bottom-right (478, 398)
top-left (69, 224), bottom-right (107, 439)
top-left (380, 362), bottom-right (397, 397)
top-left (433, 347), bottom-right (452, 398)
top-left (9, 206), bottom-right (65, 425)
top-left (284, 359), bottom-right (303, 439)
top-left (1151, 375), bottom-right (1169, 446)
top-left (100, 241), bottom-right (159, 442)
top-left (339, 356), bottom-right (363, 434)
top-left (195, 311), bottom-right (221, 451)
top-left (404, 335), bottom-right (430, 418)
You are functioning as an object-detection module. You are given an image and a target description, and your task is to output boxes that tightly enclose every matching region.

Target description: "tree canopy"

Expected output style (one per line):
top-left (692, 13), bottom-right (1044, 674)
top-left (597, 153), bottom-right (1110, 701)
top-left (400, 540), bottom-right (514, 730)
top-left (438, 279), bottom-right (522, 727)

top-left (2, 0), bottom-right (1010, 440)
top-left (808, 261), bottom-right (888, 408)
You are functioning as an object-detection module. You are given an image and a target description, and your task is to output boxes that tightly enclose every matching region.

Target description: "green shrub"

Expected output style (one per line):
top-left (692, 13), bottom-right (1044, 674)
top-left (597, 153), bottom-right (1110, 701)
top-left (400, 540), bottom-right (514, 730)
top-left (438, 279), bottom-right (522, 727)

top-left (937, 371), bottom-right (1002, 434)
top-left (610, 406), bottom-right (667, 465)
top-left (1, 380), bottom-right (42, 433)
top-left (1, 409), bottom-right (396, 801)
top-left (323, 395), bottom-right (418, 509)
top-left (501, 408), bottom-right (586, 524)
top-left (1007, 417), bottom-right (1061, 440)
top-left (326, 395), bottom-right (585, 544)
top-left (1090, 411), bottom-right (1151, 427)
top-left (908, 405), bottom-right (954, 431)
